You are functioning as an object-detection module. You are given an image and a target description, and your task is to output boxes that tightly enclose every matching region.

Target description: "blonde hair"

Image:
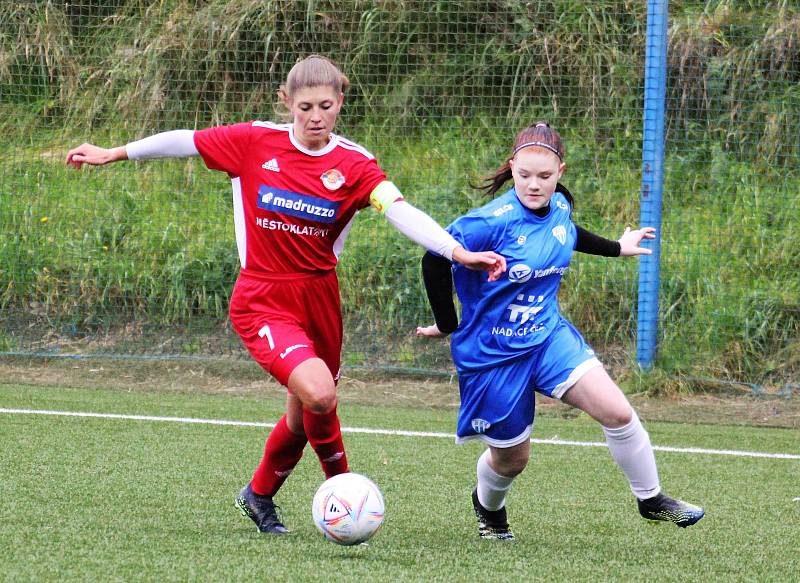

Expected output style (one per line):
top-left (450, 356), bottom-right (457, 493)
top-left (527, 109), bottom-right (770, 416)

top-left (278, 54), bottom-right (350, 102)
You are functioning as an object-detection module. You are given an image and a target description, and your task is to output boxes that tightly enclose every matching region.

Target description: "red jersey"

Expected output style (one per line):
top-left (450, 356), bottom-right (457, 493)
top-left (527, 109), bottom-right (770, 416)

top-left (194, 121), bottom-right (387, 275)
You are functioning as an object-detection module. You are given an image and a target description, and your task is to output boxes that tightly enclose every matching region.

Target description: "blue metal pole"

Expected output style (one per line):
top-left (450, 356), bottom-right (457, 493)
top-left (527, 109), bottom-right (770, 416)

top-left (637, 0), bottom-right (669, 369)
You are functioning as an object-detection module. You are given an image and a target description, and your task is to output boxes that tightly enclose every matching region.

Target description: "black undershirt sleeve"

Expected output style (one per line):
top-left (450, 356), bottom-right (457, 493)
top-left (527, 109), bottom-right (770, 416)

top-left (558, 182), bottom-right (620, 256)
top-left (421, 251), bottom-right (459, 334)
top-left (575, 225), bottom-right (621, 257)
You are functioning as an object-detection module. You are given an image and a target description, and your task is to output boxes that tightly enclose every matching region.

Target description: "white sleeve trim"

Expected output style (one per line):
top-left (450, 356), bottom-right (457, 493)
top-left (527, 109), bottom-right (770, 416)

top-left (125, 130), bottom-right (199, 160)
top-left (384, 200), bottom-right (460, 261)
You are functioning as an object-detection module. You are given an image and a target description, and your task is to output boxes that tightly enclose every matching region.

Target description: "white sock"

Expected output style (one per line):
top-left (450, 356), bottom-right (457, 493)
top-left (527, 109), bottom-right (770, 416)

top-left (602, 412), bottom-right (661, 500)
top-left (476, 449), bottom-right (515, 511)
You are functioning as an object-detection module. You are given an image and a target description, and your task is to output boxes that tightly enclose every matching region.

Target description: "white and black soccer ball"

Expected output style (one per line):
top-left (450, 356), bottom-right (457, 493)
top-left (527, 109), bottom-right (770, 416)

top-left (311, 472), bottom-right (385, 546)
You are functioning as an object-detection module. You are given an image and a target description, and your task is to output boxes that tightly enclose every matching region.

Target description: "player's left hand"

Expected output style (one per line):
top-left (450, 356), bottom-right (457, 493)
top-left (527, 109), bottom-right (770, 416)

top-left (451, 248), bottom-right (507, 281)
top-left (618, 227), bottom-right (656, 256)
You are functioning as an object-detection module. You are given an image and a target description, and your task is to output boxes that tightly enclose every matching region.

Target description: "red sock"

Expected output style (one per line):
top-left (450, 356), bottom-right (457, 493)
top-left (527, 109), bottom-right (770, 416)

top-left (303, 406), bottom-right (349, 478)
top-left (250, 414), bottom-right (307, 497)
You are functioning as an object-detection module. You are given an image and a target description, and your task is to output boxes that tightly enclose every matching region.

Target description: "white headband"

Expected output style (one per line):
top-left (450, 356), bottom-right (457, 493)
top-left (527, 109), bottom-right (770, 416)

top-left (512, 140), bottom-right (562, 160)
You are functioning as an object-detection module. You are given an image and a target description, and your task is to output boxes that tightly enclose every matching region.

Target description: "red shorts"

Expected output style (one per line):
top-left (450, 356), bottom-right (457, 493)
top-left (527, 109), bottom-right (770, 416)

top-left (229, 269), bottom-right (343, 386)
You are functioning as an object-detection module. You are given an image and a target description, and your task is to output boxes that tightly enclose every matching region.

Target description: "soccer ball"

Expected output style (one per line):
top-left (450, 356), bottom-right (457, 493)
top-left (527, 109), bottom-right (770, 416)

top-left (311, 472), bottom-right (385, 546)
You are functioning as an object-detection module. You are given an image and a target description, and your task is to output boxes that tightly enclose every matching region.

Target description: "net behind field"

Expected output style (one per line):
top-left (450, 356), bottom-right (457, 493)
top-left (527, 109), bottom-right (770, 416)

top-left (1, 1), bottom-right (797, 386)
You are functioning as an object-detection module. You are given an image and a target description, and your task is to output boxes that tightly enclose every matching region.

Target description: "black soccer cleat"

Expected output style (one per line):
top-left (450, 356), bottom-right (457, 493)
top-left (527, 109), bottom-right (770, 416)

top-left (472, 488), bottom-right (514, 540)
top-left (637, 492), bottom-right (705, 528)
top-left (235, 483), bottom-right (290, 535)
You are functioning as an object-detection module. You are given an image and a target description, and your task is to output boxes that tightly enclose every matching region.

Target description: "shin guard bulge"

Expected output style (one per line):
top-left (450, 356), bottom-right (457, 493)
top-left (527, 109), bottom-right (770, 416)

top-left (303, 406), bottom-right (349, 478)
top-left (251, 414), bottom-right (308, 497)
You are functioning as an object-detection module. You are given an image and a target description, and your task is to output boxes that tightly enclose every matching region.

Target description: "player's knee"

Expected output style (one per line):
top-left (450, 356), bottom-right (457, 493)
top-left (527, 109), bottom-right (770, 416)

top-left (304, 390), bottom-right (338, 414)
top-left (604, 406), bottom-right (634, 429)
top-left (493, 450), bottom-right (529, 477)
top-left (498, 460), bottom-right (528, 477)
top-left (504, 457), bottom-right (529, 477)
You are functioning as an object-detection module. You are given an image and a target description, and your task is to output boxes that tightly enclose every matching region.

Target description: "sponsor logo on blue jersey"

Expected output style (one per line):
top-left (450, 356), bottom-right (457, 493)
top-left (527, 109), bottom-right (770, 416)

top-left (257, 185), bottom-right (339, 223)
top-left (508, 263), bottom-right (532, 283)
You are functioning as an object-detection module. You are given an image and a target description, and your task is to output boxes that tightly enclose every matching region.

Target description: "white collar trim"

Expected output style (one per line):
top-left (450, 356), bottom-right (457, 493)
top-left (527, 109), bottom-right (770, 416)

top-left (288, 125), bottom-right (339, 156)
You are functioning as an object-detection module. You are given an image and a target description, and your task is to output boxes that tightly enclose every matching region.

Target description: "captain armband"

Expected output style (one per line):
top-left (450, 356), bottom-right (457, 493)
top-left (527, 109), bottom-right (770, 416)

top-left (369, 181), bottom-right (404, 213)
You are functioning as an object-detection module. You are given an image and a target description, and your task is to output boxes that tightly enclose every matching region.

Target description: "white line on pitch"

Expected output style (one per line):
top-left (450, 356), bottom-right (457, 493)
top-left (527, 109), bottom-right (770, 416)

top-left (1, 407), bottom-right (798, 461)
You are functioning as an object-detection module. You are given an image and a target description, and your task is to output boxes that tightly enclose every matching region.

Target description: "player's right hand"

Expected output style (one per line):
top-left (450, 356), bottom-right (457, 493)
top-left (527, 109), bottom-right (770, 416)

top-left (66, 143), bottom-right (125, 169)
top-left (416, 323), bottom-right (446, 338)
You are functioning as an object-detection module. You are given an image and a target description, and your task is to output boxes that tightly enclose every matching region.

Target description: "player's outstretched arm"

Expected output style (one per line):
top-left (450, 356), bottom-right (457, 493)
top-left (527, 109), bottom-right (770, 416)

top-left (66, 130), bottom-right (199, 169)
top-left (618, 226), bottom-right (656, 256)
top-left (379, 194), bottom-right (506, 280)
top-left (574, 225), bottom-right (656, 258)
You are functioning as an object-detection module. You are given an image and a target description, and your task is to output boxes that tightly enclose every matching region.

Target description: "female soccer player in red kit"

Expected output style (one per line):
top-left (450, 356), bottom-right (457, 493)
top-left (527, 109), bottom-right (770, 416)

top-left (66, 55), bottom-right (506, 534)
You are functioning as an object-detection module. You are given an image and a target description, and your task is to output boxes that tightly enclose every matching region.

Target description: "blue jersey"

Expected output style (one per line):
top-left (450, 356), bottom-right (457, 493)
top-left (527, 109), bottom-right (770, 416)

top-left (447, 188), bottom-right (577, 373)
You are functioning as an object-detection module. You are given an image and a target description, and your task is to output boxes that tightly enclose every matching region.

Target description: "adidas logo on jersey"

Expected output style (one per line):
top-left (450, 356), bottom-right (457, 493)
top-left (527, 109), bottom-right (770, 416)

top-left (262, 158), bottom-right (280, 172)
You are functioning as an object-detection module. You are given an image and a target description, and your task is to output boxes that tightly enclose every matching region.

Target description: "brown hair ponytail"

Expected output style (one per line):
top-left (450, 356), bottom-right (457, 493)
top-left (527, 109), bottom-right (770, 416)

top-left (476, 122), bottom-right (571, 207)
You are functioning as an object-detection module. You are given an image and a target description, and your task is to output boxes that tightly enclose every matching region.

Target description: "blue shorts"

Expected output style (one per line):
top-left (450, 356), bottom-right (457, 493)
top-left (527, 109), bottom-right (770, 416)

top-left (455, 320), bottom-right (602, 447)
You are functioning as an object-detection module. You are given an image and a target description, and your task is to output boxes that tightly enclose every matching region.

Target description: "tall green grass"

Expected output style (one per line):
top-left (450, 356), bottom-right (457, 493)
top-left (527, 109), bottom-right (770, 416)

top-left (3, 1), bottom-right (796, 150)
top-left (0, 0), bottom-right (651, 133)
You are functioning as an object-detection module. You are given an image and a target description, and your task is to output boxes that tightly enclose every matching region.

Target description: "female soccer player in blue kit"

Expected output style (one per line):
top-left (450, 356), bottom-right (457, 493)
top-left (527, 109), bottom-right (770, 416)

top-left (417, 122), bottom-right (704, 540)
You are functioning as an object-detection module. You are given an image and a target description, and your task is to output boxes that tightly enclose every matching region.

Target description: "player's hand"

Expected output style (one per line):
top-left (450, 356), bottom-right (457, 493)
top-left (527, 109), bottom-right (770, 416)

top-left (416, 323), bottom-right (446, 338)
top-left (451, 248), bottom-right (507, 282)
top-left (66, 143), bottom-right (126, 169)
top-left (618, 227), bottom-right (656, 256)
